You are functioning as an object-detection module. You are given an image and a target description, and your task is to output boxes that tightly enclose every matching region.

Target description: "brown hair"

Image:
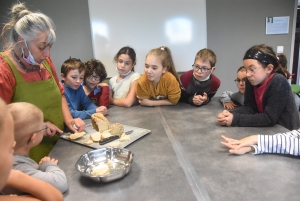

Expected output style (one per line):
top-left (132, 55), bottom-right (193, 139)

top-left (146, 46), bottom-right (179, 82)
top-left (84, 59), bottom-right (107, 82)
top-left (194, 48), bottom-right (217, 68)
top-left (237, 66), bottom-right (246, 73)
top-left (61, 58), bottom-right (86, 77)
top-left (114, 46), bottom-right (136, 71)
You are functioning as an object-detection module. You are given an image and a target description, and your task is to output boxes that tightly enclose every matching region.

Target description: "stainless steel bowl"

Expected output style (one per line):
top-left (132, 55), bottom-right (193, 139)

top-left (75, 147), bottom-right (134, 182)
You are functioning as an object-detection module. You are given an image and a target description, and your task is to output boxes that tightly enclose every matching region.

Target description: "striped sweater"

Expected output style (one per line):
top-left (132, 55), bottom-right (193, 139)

top-left (253, 130), bottom-right (300, 156)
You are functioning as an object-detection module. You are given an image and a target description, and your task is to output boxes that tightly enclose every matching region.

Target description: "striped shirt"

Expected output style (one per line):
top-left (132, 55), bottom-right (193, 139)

top-left (252, 130), bottom-right (300, 156)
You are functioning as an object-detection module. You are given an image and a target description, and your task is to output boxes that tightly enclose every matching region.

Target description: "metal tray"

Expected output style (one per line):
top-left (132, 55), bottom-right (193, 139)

top-left (60, 124), bottom-right (151, 149)
top-left (75, 147), bottom-right (133, 182)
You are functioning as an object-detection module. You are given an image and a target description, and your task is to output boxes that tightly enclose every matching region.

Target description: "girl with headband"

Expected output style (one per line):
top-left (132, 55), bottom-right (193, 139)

top-left (109, 46), bottom-right (140, 107)
top-left (217, 44), bottom-right (300, 130)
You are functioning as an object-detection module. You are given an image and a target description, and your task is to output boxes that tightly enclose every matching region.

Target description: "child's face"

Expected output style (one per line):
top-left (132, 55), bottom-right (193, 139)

top-left (85, 72), bottom-right (101, 89)
top-left (117, 54), bottom-right (134, 74)
top-left (144, 54), bottom-right (167, 84)
top-left (243, 59), bottom-right (272, 86)
top-left (193, 58), bottom-right (215, 81)
top-left (236, 70), bottom-right (247, 94)
top-left (62, 69), bottom-right (85, 90)
top-left (0, 112), bottom-right (15, 190)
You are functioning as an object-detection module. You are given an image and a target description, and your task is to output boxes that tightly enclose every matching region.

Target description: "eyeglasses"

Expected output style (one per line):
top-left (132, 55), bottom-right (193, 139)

top-left (246, 67), bottom-right (261, 75)
top-left (87, 74), bottom-right (101, 81)
top-left (27, 123), bottom-right (48, 145)
top-left (234, 78), bottom-right (247, 84)
top-left (192, 64), bottom-right (212, 73)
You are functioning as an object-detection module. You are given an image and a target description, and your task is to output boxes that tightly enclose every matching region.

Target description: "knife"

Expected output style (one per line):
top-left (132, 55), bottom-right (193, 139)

top-left (99, 130), bottom-right (133, 145)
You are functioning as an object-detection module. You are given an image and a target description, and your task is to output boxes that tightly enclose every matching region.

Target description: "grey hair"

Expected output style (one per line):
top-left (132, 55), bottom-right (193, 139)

top-left (2, 2), bottom-right (56, 49)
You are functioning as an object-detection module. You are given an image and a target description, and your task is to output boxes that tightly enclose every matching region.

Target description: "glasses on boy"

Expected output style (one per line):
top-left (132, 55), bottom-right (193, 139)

top-left (234, 78), bottom-right (247, 84)
top-left (87, 74), bottom-right (101, 81)
top-left (27, 123), bottom-right (48, 145)
top-left (192, 64), bottom-right (212, 73)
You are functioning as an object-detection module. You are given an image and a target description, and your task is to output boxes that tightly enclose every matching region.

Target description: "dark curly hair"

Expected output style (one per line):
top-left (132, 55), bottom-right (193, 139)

top-left (84, 59), bottom-right (107, 82)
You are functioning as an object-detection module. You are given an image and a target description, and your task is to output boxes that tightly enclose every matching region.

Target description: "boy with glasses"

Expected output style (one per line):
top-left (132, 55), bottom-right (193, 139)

top-left (180, 48), bottom-right (220, 106)
top-left (2, 102), bottom-right (68, 195)
top-left (83, 59), bottom-right (109, 108)
top-left (61, 58), bottom-right (107, 120)
top-left (220, 66), bottom-right (246, 109)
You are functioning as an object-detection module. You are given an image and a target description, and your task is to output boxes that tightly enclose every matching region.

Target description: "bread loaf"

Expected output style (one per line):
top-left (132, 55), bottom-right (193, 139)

top-left (120, 133), bottom-right (130, 142)
top-left (111, 123), bottom-right (124, 136)
top-left (90, 132), bottom-right (101, 142)
top-left (91, 113), bottom-right (110, 132)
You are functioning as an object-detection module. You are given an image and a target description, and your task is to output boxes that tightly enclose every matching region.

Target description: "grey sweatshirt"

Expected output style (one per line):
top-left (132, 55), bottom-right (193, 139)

top-left (2, 154), bottom-right (68, 195)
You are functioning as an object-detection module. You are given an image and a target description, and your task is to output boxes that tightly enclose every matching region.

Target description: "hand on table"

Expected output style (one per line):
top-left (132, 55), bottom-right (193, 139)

top-left (217, 110), bottom-right (233, 126)
top-left (137, 96), bottom-right (151, 106)
top-left (223, 102), bottom-right (236, 110)
top-left (96, 106), bottom-right (107, 115)
top-left (220, 135), bottom-right (257, 155)
top-left (39, 156), bottom-right (58, 165)
top-left (193, 92), bottom-right (208, 106)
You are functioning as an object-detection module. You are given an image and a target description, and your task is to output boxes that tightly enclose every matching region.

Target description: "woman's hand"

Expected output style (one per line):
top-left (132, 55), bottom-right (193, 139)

top-left (65, 118), bottom-right (85, 133)
top-left (45, 121), bottom-right (63, 137)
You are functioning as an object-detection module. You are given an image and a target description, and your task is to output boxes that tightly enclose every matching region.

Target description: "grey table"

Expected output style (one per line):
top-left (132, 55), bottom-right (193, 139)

top-left (49, 97), bottom-right (300, 201)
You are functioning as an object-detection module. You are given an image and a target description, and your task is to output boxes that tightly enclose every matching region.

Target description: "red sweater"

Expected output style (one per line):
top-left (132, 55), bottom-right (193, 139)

top-left (87, 86), bottom-right (110, 108)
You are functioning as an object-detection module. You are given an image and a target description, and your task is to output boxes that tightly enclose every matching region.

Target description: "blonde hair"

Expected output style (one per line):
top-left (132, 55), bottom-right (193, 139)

top-left (146, 46), bottom-right (179, 82)
top-left (1, 2), bottom-right (56, 50)
top-left (194, 48), bottom-right (217, 68)
top-left (7, 102), bottom-right (43, 149)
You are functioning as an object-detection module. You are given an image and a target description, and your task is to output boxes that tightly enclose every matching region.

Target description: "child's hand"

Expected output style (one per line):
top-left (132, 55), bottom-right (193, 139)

top-left (217, 110), bottom-right (233, 126)
top-left (39, 156), bottom-right (58, 165)
top-left (138, 98), bottom-right (152, 106)
top-left (97, 83), bottom-right (108, 90)
top-left (224, 102), bottom-right (236, 109)
top-left (220, 135), bottom-right (256, 155)
top-left (193, 92), bottom-right (208, 105)
top-left (96, 106), bottom-right (107, 115)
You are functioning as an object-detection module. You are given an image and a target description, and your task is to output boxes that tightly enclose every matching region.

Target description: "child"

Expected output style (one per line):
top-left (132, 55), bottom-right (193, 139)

top-left (2, 102), bottom-right (68, 195)
top-left (136, 46), bottom-right (181, 106)
top-left (277, 53), bottom-right (291, 79)
top-left (83, 59), bottom-right (109, 108)
top-left (61, 58), bottom-right (107, 119)
top-left (221, 130), bottom-right (300, 156)
top-left (180, 48), bottom-right (220, 106)
top-left (219, 66), bottom-right (246, 109)
top-left (109, 46), bottom-right (140, 107)
top-left (0, 98), bottom-right (63, 201)
top-left (217, 44), bottom-right (300, 130)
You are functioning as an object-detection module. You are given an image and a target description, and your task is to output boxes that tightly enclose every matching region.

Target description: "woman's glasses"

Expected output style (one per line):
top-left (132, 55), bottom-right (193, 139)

top-left (87, 74), bottom-right (101, 81)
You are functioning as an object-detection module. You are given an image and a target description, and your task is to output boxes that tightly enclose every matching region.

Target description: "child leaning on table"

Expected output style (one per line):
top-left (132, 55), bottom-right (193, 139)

top-left (217, 44), bottom-right (300, 130)
top-left (0, 99), bottom-right (63, 201)
top-left (61, 58), bottom-right (107, 119)
top-left (221, 129), bottom-right (300, 156)
top-left (179, 48), bottom-right (221, 106)
top-left (83, 59), bottom-right (110, 108)
top-left (1, 102), bottom-right (68, 195)
top-left (219, 66), bottom-right (246, 109)
top-left (109, 46), bottom-right (140, 107)
top-left (136, 46), bottom-right (181, 106)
